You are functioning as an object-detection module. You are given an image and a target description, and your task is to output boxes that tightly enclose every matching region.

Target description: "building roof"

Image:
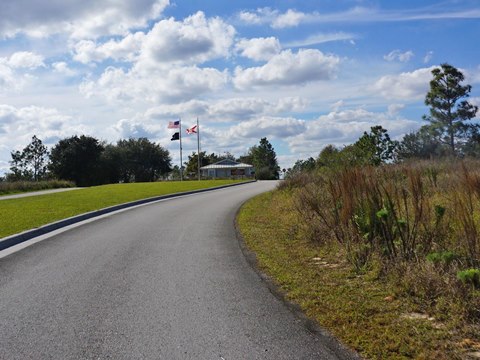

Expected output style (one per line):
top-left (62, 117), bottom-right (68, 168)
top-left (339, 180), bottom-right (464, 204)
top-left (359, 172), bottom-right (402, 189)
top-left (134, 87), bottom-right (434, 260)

top-left (200, 159), bottom-right (253, 170)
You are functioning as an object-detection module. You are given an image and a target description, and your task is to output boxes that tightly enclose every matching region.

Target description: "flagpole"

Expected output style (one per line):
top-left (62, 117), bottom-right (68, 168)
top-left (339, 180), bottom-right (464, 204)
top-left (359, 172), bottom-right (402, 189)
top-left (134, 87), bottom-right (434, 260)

top-left (197, 117), bottom-right (201, 181)
top-left (179, 118), bottom-right (183, 181)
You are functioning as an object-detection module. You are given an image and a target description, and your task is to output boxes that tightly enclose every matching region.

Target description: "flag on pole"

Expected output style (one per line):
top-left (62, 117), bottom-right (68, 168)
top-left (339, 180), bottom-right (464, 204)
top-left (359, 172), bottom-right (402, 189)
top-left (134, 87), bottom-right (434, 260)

top-left (168, 120), bottom-right (180, 129)
top-left (171, 132), bottom-right (179, 141)
top-left (186, 125), bottom-right (197, 134)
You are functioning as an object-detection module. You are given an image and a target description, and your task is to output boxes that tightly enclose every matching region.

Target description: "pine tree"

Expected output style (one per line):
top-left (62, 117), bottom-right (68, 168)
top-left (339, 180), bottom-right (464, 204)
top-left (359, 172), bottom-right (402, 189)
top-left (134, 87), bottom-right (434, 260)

top-left (423, 63), bottom-right (478, 155)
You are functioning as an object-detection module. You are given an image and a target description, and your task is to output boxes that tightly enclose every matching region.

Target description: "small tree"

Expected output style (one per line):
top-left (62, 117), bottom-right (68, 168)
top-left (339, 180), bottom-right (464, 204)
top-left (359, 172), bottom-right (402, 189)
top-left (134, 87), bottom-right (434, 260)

top-left (8, 135), bottom-right (49, 181)
top-left (423, 63), bottom-right (478, 155)
top-left (351, 126), bottom-right (398, 166)
top-left (248, 137), bottom-right (280, 180)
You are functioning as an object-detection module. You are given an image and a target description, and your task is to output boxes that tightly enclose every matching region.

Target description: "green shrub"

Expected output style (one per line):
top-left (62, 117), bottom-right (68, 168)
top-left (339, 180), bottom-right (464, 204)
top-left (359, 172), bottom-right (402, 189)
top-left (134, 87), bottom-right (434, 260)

top-left (456, 268), bottom-right (480, 288)
top-left (426, 251), bottom-right (458, 266)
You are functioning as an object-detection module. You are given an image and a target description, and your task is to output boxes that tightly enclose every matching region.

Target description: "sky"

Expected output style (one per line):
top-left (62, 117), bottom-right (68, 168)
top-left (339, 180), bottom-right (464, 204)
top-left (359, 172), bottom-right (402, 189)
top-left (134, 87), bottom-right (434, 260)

top-left (1, 0), bottom-right (480, 174)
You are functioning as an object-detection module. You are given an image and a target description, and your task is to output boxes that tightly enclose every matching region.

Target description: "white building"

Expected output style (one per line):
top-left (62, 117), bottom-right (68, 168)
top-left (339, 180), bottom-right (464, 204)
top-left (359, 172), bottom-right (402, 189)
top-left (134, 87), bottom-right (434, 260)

top-left (200, 159), bottom-right (255, 179)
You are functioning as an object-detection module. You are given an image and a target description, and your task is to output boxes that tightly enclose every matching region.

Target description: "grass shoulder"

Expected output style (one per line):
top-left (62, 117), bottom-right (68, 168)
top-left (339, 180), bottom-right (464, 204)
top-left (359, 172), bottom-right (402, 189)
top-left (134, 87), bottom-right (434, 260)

top-left (0, 180), bottom-right (244, 239)
top-left (237, 189), bottom-right (478, 359)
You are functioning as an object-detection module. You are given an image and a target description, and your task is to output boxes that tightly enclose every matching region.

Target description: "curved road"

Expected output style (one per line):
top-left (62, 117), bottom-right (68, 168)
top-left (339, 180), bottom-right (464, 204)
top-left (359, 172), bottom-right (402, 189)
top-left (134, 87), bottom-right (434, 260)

top-left (0, 181), bottom-right (354, 359)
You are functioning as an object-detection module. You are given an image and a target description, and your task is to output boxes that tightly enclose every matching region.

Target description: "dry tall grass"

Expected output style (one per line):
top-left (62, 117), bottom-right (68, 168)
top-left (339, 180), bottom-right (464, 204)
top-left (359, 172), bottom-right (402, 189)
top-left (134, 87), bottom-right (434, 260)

top-left (282, 159), bottom-right (480, 322)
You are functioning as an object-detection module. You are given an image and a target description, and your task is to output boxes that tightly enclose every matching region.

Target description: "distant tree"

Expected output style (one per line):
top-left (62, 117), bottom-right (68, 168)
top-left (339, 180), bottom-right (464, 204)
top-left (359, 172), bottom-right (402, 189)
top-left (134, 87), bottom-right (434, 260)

top-left (169, 165), bottom-right (182, 180)
top-left (316, 145), bottom-right (341, 168)
top-left (351, 125), bottom-right (398, 166)
top-left (248, 137), bottom-right (280, 180)
top-left (237, 153), bottom-right (253, 165)
top-left (286, 157), bottom-right (316, 178)
top-left (49, 135), bottom-right (105, 186)
top-left (8, 135), bottom-right (49, 181)
top-left (112, 138), bottom-right (171, 182)
top-left (423, 63), bottom-right (478, 155)
top-left (396, 125), bottom-right (447, 160)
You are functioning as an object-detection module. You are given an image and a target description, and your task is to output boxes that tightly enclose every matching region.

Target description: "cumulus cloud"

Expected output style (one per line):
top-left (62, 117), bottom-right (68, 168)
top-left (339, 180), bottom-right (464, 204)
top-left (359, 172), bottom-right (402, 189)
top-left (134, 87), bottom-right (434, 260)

top-left (271, 9), bottom-right (306, 28)
top-left (372, 66), bottom-right (436, 100)
top-left (4, 51), bottom-right (45, 69)
top-left (143, 96), bottom-right (307, 122)
top-left (235, 37), bottom-right (281, 61)
top-left (233, 49), bottom-right (340, 89)
top-left (0, 104), bottom-right (90, 172)
top-left (80, 65), bottom-right (228, 104)
top-left (383, 49), bottom-right (414, 62)
top-left (0, 0), bottom-right (169, 39)
top-left (227, 116), bottom-right (306, 138)
top-left (73, 32), bottom-right (146, 64)
top-left (138, 11), bottom-right (235, 67)
top-left (287, 108), bottom-right (420, 154)
top-left (72, 11), bottom-right (234, 66)
top-left (52, 62), bottom-right (77, 76)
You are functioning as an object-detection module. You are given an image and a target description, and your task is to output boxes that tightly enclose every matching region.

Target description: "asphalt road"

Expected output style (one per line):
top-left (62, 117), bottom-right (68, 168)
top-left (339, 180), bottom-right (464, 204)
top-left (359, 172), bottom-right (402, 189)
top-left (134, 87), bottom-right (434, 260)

top-left (0, 181), bottom-right (355, 359)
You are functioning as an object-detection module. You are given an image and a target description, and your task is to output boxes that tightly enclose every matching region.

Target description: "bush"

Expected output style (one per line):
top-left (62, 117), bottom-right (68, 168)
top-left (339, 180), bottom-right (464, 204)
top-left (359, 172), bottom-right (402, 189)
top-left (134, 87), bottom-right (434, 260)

top-left (457, 269), bottom-right (480, 288)
top-left (0, 180), bottom-right (75, 195)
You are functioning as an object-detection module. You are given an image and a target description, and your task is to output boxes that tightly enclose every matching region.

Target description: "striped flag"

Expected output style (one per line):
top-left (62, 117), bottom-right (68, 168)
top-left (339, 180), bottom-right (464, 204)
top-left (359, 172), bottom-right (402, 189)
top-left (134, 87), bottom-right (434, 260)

top-left (168, 120), bottom-right (180, 129)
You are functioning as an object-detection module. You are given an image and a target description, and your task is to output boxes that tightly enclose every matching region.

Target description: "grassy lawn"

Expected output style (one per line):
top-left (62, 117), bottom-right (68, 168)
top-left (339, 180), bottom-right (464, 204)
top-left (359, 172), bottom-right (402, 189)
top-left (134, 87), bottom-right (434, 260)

top-left (0, 180), bottom-right (244, 239)
top-left (237, 190), bottom-right (479, 359)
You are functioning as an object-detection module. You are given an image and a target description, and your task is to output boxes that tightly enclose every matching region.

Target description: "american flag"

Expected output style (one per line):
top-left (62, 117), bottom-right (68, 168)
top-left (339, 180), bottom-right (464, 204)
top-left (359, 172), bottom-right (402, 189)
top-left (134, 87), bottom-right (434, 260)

top-left (168, 120), bottom-right (180, 129)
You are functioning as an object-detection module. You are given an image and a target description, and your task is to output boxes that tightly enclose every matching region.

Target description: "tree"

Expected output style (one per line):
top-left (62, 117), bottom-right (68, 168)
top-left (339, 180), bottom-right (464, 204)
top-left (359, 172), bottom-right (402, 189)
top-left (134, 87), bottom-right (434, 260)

top-left (352, 125), bottom-right (398, 166)
top-left (184, 151), bottom-right (219, 179)
top-left (8, 135), bottom-right (49, 181)
top-left (249, 137), bottom-right (280, 180)
top-left (423, 63), bottom-right (478, 155)
top-left (396, 125), bottom-right (447, 160)
top-left (49, 135), bottom-right (105, 186)
top-left (286, 157), bottom-right (316, 178)
top-left (111, 138), bottom-right (171, 182)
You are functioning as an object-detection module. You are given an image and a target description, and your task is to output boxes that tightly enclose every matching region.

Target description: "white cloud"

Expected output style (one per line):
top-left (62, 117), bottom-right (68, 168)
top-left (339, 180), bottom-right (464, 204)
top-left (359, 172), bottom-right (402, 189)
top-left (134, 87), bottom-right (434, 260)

top-left (0, 0), bottom-right (169, 39)
top-left (227, 116), bottom-right (306, 138)
top-left (2, 51), bottom-right (45, 69)
top-left (137, 11), bottom-right (235, 67)
top-left (73, 32), bottom-right (146, 64)
top-left (52, 62), bottom-right (77, 76)
top-left (143, 96), bottom-right (307, 122)
top-left (233, 49), bottom-right (340, 89)
top-left (235, 37), bottom-right (281, 61)
top-left (330, 100), bottom-right (345, 112)
top-left (387, 103), bottom-right (406, 115)
top-left (372, 66), bottom-right (435, 100)
top-left (383, 49), bottom-right (414, 62)
top-left (271, 9), bottom-right (306, 28)
top-left (423, 51), bottom-right (434, 63)
top-left (0, 104), bottom-right (90, 173)
top-left (287, 108), bottom-right (420, 154)
top-left (237, 6), bottom-right (480, 28)
top-left (284, 32), bottom-right (357, 48)
top-left (80, 65), bottom-right (228, 104)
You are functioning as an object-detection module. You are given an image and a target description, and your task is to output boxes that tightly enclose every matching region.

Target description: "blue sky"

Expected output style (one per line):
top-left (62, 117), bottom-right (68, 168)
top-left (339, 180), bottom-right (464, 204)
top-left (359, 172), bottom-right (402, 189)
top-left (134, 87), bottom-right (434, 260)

top-left (0, 0), bottom-right (479, 173)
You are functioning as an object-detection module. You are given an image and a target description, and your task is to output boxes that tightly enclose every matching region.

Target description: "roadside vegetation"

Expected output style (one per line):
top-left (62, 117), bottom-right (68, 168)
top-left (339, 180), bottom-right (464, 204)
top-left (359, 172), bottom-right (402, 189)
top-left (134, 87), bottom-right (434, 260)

top-left (0, 180), bottom-right (74, 195)
top-left (0, 180), bottom-right (242, 239)
top-left (238, 64), bottom-right (480, 359)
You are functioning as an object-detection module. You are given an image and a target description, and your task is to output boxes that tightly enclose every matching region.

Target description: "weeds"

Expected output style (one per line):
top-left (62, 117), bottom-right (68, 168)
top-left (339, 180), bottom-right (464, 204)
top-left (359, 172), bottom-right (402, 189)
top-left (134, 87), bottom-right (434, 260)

top-left (286, 159), bottom-right (480, 323)
top-left (0, 180), bottom-right (75, 195)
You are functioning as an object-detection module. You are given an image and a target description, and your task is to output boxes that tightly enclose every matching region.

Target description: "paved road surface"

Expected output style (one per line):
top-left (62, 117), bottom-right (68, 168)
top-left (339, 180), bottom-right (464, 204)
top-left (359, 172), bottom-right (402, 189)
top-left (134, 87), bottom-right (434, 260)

top-left (0, 181), bottom-right (354, 359)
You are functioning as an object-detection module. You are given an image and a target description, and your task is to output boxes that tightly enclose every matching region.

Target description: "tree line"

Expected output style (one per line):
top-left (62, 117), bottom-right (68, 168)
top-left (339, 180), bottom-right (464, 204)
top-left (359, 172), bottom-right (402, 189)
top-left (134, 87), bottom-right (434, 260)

top-left (3, 135), bottom-right (281, 186)
top-left (288, 63), bottom-right (479, 176)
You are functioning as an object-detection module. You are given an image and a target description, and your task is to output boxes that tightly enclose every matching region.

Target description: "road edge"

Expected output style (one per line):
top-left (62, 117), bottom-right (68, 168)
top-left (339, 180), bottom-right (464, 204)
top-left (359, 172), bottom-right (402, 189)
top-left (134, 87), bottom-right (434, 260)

top-left (0, 180), bottom-right (256, 252)
top-left (234, 193), bottom-right (362, 360)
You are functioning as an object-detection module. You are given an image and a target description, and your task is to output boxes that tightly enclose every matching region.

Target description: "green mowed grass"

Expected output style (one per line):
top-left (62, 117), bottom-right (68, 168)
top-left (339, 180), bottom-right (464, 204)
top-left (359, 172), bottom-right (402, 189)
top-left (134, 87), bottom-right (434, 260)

top-left (0, 180), bottom-right (243, 238)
